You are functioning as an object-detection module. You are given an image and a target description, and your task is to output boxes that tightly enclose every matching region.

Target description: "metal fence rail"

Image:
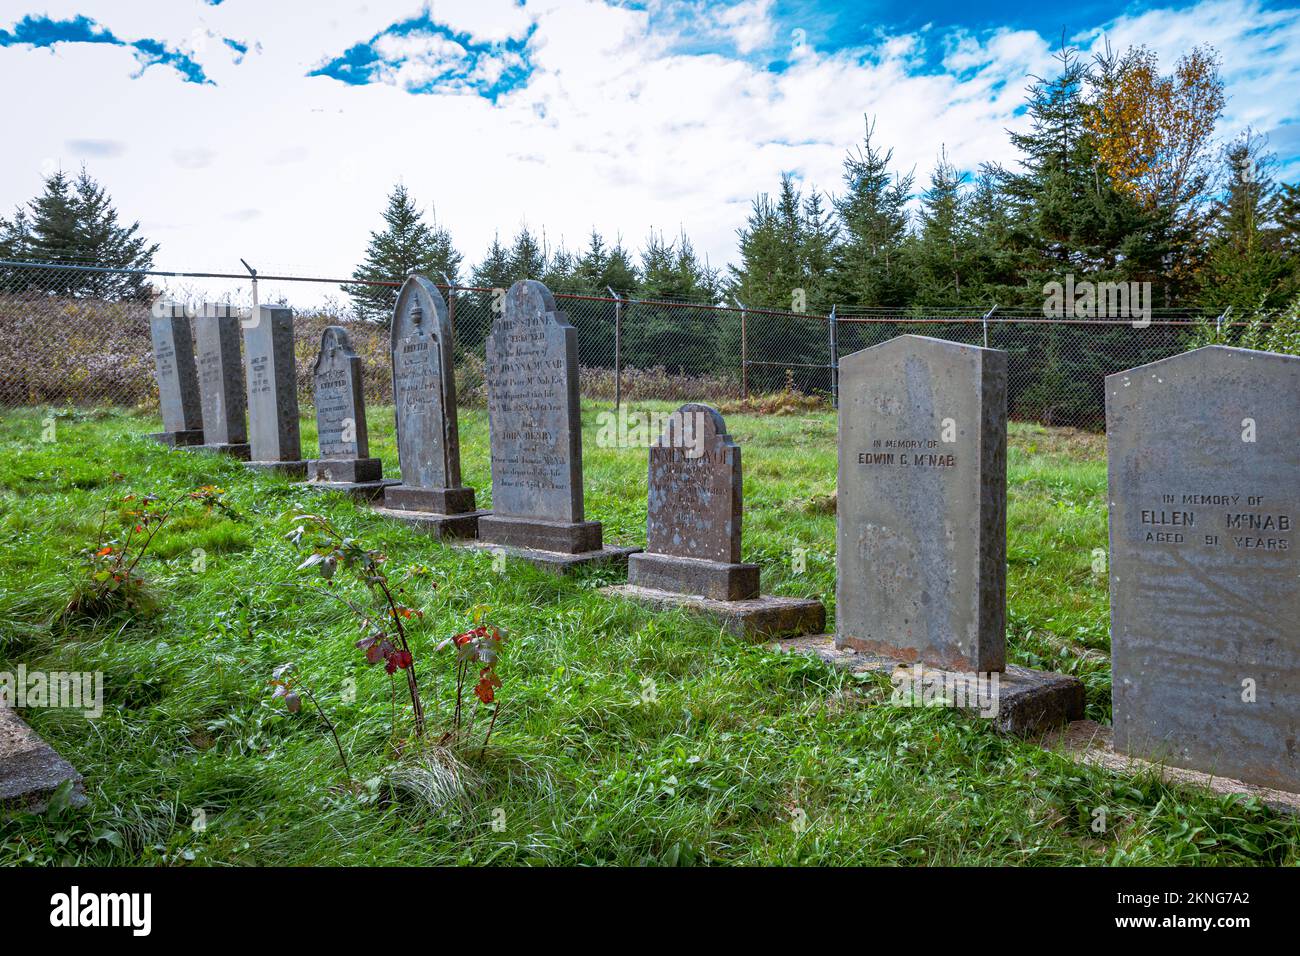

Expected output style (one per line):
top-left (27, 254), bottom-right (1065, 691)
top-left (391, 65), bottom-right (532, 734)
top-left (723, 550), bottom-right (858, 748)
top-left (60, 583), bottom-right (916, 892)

top-left (0, 258), bottom-right (1268, 430)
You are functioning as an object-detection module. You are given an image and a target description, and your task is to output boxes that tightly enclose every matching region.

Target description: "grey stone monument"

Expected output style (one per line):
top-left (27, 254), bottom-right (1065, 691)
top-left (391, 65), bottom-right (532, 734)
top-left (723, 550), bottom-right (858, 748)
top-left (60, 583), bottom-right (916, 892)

top-left (375, 276), bottom-right (481, 536)
top-left (778, 334), bottom-right (1082, 736)
top-left (148, 302), bottom-right (204, 447)
top-left (192, 304), bottom-right (250, 459)
top-left (836, 334), bottom-right (1007, 671)
top-left (307, 326), bottom-right (393, 500)
top-left (608, 403), bottom-right (824, 639)
top-left (1108, 346), bottom-right (1300, 793)
top-left (474, 280), bottom-right (637, 571)
top-left (242, 304), bottom-right (306, 476)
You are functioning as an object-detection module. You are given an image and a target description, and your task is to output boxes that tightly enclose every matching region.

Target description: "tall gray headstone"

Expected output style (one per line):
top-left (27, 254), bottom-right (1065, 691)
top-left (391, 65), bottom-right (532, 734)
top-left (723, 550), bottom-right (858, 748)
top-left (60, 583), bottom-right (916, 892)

top-left (382, 276), bottom-right (474, 514)
top-left (836, 334), bottom-right (1007, 672)
top-left (194, 305), bottom-right (249, 457)
top-left (242, 304), bottom-right (305, 475)
top-left (148, 303), bottom-right (203, 447)
top-left (1108, 346), bottom-right (1300, 792)
top-left (308, 326), bottom-right (381, 485)
top-left (477, 280), bottom-right (604, 555)
top-left (628, 404), bottom-right (757, 599)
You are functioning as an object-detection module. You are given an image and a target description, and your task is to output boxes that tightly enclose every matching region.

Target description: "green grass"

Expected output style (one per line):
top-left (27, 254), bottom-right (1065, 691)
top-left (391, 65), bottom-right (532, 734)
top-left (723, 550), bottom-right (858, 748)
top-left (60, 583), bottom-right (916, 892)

top-left (0, 403), bottom-right (1296, 865)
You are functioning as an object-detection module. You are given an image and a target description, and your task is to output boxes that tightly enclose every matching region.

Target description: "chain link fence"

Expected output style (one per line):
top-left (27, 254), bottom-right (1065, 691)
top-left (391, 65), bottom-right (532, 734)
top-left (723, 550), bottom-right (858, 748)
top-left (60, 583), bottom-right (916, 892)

top-left (0, 258), bottom-right (1264, 430)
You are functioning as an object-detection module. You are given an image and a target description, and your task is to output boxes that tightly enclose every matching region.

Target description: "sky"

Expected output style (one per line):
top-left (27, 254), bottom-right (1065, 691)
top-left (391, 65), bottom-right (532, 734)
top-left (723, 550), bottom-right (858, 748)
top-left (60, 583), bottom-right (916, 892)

top-left (2, 0), bottom-right (1299, 302)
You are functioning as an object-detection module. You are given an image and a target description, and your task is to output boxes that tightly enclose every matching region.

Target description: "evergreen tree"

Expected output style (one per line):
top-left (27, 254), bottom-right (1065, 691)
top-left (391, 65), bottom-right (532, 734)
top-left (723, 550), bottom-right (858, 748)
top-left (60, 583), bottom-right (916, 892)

top-left (1197, 133), bottom-right (1292, 313)
top-left (347, 183), bottom-right (462, 321)
top-left (626, 232), bottom-right (721, 375)
top-left (506, 226), bottom-right (547, 282)
top-left (470, 233), bottom-right (512, 290)
top-left (832, 118), bottom-right (914, 307)
top-left (911, 150), bottom-right (978, 307)
top-left (573, 230), bottom-right (639, 295)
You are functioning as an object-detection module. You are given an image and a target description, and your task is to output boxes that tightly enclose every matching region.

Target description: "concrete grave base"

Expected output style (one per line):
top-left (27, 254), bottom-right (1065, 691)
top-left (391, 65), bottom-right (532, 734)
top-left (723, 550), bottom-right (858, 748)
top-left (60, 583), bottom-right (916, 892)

top-left (0, 708), bottom-right (87, 811)
top-left (628, 552), bottom-right (760, 601)
top-left (604, 584), bottom-right (825, 641)
top-left (373, 506), bottom-right (487, 540)
top-left (188, 442), bottom-right (251, 460)
top-left (307, 457), bottom-right (382, 484)
top-left (478, 514), bottom-right (604, 554)
top-left (383, 485), bottom-right (477, 515)
top-left (455, 538), bottom-right (641, 575)
top-left (774, 635), bottom-right (1084, 736)
top-left (1046, 720), bottom-right (1300, 816)
top-left (244, 459), bottom-right (308, 478)
top-left (308, 477), bottom-right (400, 503)
top-left (150, 429), bottom-right (205, 448)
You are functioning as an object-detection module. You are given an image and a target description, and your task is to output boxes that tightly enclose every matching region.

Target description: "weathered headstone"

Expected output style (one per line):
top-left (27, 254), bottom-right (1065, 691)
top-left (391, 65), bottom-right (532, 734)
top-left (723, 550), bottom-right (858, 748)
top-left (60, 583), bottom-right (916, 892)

top-left (1108, 345), bottom-right (1300, 792)
top-left (242, 304), bottom-right (306, 476)
top-left (192, 304), bottom-right (249, 458)
top-left (377, 276), bottom-right (478, 532)
top-left (474, 279), bottom-right (637, 571)
top-left (777, 333), bottom-right (1083, 735)
top-left (836, 334), bottom-right (1007, 672)
top-left (307, 326), bottom-right (391, 499)
top-left (610, 404), bottom-right (824, 638)
top-left (148, 303), bottom-right (204, 447)
top-left (0, 706), bottom-right (86, 810)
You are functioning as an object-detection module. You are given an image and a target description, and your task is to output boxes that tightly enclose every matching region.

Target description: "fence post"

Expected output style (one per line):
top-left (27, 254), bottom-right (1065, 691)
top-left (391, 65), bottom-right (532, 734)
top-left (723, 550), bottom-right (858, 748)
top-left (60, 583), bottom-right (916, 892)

top-left (738, 301), bottom-right (749, 400)
top-left (608, 286), bottom-right (623, 410)
top-left (1216, 306), bottom-right (1230, 340)
top-left (240, 258), bottom-right (258, 311)
top-left (982, 304), bottom-right (997, 349)
top-left (828, 305), bottom-right (838, 409)
top-left (442, 272), bottom-right (457, 347)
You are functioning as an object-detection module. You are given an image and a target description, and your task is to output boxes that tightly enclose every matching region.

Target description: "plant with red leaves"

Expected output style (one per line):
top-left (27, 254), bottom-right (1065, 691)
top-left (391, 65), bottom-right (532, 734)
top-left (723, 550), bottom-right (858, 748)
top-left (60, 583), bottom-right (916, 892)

top-left (435, 605), bottom-right (505, 755)
top-left (287, 513), bottom-right (428, 737)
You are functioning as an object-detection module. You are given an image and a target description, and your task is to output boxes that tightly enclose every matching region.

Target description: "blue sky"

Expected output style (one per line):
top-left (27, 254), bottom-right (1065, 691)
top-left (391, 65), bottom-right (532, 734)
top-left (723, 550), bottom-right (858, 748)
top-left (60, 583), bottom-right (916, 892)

top-left (1, 0), bottom-right (1298, 293)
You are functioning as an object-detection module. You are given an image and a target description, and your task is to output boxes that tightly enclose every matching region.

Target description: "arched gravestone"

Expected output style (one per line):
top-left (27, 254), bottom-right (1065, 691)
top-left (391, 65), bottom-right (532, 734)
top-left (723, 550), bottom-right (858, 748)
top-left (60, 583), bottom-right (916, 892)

top-left (148, 303), bottom-right (204, 447)
top-left (477, 280), bottom-right (603, 555)
top-left (193, 304), bottom-right (249, 458)
top-left (836, 335), bottom-right (1007, 672)
top-left (307, 326), bottom-right (389, 499)
top-left (381, 275), bottom-right (475, 518)
top-left (610, 404), bottom-right (824, 639)
top-left (242, 304), bottom-right (306, 476)
top-left (1107, 346), bottom-right (1300, 793)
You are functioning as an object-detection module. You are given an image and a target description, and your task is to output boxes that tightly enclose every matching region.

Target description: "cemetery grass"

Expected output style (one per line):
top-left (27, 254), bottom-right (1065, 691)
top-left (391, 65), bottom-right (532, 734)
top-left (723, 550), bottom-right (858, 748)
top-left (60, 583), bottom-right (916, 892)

top-left (1, 405), bottom-right (1297, 866)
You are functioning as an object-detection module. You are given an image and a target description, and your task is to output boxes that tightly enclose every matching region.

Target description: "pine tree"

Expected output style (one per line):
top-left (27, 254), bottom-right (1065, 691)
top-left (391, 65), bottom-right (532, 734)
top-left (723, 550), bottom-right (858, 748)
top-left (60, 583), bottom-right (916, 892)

top-left (573, 230), bottom-right (639, 295)
top-left (470, 233), bottom-right (512, 290)
top-left (832, 118), bottom-right (914, 307)
top-left (347, 184), bottom-right (462, 321)
top-left (71, 169), bottom-right (158, 298)
top-left (506, 226), bottom-right (547, 282)
top-left (912, 150), bottom-right (977, 307)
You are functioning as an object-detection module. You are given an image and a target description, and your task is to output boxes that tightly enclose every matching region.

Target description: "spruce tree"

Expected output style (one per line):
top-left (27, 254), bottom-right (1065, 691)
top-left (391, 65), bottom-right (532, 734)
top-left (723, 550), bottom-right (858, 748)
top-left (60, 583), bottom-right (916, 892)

top-left (832, 118), bottom-right (914, 307)
top-left (348, 183), bottom-right (462, 321)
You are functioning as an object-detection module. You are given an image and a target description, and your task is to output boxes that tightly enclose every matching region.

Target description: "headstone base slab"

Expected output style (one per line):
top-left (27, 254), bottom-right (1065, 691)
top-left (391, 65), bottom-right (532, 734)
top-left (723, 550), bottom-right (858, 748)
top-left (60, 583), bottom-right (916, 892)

top-left (308, 458), bottom-right (382, 484)
top-left (604, 584), bottom-right (825, 641)
top-left (776, 635), bottom-right (1083, 736)
top-left (478, 514), bottom-right (603, 554)
top-left (453, 539), bottom-right (641, 575)
top-left (187, 442), bottom-right (251, 460)
top-left (628, 552), bottom-right (759, 601)
top-left (150, 429), bottom-right (205, 448)
top-left (244, 459), bottom-right (308, 478)
top-left (834, 634), bottom-right (1004, 675)
top-left (1048, 720), bottom-right (1300, 815)
top-left (0, 708), bottom-right (87, 810)
top-left (308, 478), bottom-right (400, 503)
top-left (383, 485), bottom-right (476, 515)
top-left (372, 506), bottom-right (487, 540)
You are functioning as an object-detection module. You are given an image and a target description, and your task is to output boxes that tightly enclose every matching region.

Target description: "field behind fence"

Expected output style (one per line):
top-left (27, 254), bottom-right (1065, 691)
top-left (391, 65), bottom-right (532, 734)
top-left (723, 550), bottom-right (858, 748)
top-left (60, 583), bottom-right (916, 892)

top-left (0, 259), bottom-right (1252, 430)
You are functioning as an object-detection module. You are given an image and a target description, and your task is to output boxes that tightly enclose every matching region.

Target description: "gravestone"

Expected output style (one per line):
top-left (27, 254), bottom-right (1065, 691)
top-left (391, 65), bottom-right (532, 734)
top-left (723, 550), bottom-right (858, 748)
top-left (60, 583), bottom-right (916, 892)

top-left (473, 279), bottom-right (637, 571)
top-left (1108, 346), bottom-right (1300, 793)
top-left (836, 335), bottom-right (1007, 672)
top-left (610, 404), bottom-right (824, 638)
top-left (777, 333), bottom-right (1083, 735)
top-left (192, 304), bottom-right (249, 458)
top-left (377, 276), bottom-right (479, 534)
top-left (148, 303), bottom-right (204, 447)
top-left (307, 326), bottom-right (392, 500)
top-left (242, 304), bottom-right (306, 476)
